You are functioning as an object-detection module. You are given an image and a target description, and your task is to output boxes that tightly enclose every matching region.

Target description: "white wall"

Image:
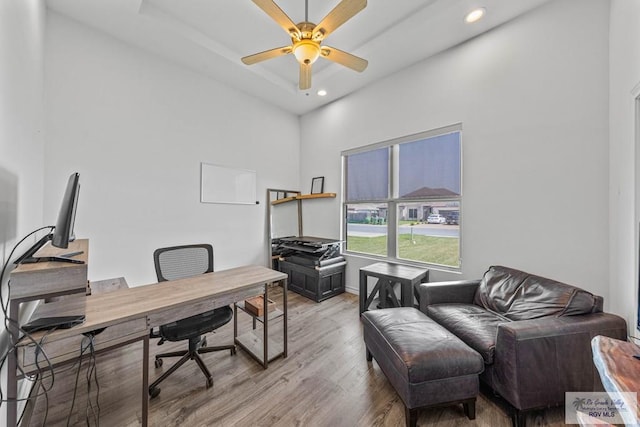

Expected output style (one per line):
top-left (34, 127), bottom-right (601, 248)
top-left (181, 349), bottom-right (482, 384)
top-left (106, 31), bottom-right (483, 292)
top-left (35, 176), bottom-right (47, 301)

top-left (44, 12), bottom-right (300, 286)
top-left (301, 0), bottom-right (612, 299)
top-left (0, 0), bottom-right (46, 260)
top-left (609, 0), bottom-right (640, 331)
top-left (0, 0), bottom-right (46, 418)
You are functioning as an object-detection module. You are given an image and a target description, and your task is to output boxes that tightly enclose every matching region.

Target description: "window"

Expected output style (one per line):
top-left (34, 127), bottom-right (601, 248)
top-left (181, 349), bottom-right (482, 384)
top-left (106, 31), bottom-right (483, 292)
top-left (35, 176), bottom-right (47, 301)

top-left (342, 124), bottom-right (461, 269)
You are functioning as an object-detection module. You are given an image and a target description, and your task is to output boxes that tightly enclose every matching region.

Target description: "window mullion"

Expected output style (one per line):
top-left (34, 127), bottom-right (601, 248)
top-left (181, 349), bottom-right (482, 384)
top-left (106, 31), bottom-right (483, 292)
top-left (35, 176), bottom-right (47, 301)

top-left (388, 200), bottom-right (397, 259)
top-left (388, 145), bottom-right (398, 258)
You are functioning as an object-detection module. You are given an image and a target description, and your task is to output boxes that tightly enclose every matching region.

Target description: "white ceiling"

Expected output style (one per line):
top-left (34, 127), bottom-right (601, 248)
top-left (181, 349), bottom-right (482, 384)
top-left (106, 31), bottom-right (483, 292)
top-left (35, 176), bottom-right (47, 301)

top-left (46, 0), bottom-right (551, 115)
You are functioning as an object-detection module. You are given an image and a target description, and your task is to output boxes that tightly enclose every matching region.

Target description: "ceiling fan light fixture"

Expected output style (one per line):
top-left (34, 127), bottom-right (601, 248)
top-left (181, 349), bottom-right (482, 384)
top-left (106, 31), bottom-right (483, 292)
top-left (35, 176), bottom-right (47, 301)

top-left (464, 7), bottom-right (486, 24)
top-left (293, 40), bottom-right (320, 65)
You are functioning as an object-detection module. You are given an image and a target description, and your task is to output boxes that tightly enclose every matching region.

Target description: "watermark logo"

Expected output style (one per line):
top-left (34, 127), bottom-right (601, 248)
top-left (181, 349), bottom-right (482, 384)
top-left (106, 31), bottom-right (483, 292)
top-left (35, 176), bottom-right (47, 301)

top-left (566, 392), bottom-right (637, 425)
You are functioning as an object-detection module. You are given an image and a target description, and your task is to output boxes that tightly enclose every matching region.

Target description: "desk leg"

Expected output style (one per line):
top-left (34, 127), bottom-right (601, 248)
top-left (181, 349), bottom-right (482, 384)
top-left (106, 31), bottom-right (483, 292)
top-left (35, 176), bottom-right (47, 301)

top-left (142, 334), bottom-right (149, 427)
top-left (283, 278), bottom-right (288, 358)
top-left (7, 300), bottom-right (19, 427)
top-left (263, 284), bottom-right (269, 369)
top-left (233, 303), bottom-right (238, 339)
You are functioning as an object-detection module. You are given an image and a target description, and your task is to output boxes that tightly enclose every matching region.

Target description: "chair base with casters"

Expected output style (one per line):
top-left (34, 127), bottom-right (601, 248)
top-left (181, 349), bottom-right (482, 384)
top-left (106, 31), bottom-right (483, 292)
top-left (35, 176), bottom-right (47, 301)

top-left (149, 305), bottom-right (236, 399)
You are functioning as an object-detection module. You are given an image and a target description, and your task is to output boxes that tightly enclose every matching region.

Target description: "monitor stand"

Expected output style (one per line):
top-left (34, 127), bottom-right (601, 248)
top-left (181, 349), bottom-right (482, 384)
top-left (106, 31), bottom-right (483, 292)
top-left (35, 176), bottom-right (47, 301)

top-left (21, 255), bottom-right (85, 265)
top-left (15, 233), bottom-right (85, 265)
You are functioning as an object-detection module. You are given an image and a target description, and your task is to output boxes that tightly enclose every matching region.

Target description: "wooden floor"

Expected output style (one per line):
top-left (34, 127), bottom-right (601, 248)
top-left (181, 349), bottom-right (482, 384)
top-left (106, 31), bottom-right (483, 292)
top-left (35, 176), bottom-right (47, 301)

top-left (27, 290), bottom-right (567, 426)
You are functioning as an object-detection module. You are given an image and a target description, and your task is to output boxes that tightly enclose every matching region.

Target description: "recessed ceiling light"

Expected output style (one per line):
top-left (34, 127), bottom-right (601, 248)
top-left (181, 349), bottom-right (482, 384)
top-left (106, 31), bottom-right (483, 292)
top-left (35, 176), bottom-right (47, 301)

top-left (464, 7), bottom-right (486, 24)
top-left (317, 89), bottom-right (327, 96)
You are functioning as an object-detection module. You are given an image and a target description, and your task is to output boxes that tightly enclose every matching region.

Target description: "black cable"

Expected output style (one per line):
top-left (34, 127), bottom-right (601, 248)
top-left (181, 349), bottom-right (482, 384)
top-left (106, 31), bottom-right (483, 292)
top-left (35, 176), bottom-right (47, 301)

top-left (16, 374), bottom-right (51, 427)
top-left (22, 347), bottom-right (90, 425)
top-left (2, 329), bottom-right (101, 426)
top-left (34, 373), bottom-right (50, 427)
top-left (85, 335), bottom-right (99, 426)
top-left (93, 338), bottom-right (101, 427)
top-left (85, 341), bottom-right (92, 425)
top-left (33, 330), bottom-right (54, 426)
top-left (94, 353), bottom-right (100, 426)
top-left (67, 337), bottom-right (92, 426)
top-left (10, 326), bottom-right (60, 427)
top-left (33, 328), bottom-right (58, 392)
top-left (41, 381), bottom-right (49, 427)
top-left (0, 325), bottom-right (58, 405)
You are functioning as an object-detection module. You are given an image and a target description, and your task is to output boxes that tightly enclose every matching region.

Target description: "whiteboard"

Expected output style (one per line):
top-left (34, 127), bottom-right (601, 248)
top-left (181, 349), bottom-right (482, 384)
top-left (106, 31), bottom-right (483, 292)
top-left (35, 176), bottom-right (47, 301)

top-left (200, 163), bottom-right (257, 205)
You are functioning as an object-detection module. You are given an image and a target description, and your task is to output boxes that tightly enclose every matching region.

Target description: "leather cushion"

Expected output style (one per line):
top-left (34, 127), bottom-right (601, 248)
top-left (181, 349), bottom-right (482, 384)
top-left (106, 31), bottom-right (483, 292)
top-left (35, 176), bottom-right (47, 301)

top-left (427, 303), bottom-right (509, 364)
top-left (473, 266), bottom-right (600, 320)
top-left (361, 308), bottom-right (484, 383)
top-left (160, 306), bottom-right (233, 341)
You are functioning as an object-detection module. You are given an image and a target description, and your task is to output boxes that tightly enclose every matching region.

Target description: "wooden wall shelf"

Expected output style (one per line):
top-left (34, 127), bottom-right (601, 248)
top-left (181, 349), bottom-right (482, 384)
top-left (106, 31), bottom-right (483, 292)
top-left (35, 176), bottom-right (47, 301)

top-left (271, 196), bottom-right (296, 205)
top-left (271, 193), bottom-right (336, 205)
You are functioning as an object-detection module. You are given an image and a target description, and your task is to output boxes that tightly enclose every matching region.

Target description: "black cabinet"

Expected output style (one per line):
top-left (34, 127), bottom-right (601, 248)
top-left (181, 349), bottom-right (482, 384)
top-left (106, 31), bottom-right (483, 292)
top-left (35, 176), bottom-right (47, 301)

top-left (278, 258), bottom-right (346, 302)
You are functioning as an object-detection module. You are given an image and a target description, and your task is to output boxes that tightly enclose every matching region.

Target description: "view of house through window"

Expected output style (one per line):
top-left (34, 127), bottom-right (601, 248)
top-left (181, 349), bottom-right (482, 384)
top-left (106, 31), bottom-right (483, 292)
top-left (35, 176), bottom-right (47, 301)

top-left (345, 203), bottom-right (389, 257)
top-left (343, 126), bottom-right (461, 269)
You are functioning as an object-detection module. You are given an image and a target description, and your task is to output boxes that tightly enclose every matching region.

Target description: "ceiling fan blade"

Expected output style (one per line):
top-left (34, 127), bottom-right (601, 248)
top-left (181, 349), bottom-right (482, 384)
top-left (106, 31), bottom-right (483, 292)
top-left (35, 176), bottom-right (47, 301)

top-left (320, 46), bottom-right (368, 72)
top-left (312, 0), bottom-right (367, 41)
top-left (252, 0), bottom-right (301, 40)
top-left (299, 63), bottom-right (312, 90)
top-left (241, 46), bottom-right (292, 65)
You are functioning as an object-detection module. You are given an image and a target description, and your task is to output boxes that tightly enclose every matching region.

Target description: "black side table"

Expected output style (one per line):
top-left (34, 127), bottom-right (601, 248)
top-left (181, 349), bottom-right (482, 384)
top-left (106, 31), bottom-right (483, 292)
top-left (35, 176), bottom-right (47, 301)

top-left (359, 262), bottom-right (429, 315)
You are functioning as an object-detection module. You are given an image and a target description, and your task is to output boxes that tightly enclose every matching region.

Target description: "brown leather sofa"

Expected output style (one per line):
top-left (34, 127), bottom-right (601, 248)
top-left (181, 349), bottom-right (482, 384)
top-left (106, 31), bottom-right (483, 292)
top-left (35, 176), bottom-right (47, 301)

top-left (417, 265), bottom-right (627, 425)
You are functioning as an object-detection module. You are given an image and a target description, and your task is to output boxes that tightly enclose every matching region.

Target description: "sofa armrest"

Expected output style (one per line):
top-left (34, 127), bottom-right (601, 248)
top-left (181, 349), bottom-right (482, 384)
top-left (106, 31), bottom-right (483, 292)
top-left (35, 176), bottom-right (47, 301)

top-left (417, 280), bottom-right (480, 313)
top-left (492, 312), bottom-right (627, 411)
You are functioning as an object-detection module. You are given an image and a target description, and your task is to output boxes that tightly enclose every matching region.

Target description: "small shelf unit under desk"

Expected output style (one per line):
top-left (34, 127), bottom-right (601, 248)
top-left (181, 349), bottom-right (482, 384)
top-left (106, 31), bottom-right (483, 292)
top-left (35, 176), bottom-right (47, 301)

top-left (233, 280), bottom-right (288, 369)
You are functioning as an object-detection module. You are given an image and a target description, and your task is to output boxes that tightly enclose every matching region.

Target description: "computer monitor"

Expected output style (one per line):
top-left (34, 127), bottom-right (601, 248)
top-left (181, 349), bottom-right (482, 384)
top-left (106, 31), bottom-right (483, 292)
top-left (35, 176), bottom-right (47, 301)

top-left (14, 172), bottom-right (83, 265)
top-left (52, 173), bottom-right (79, 248)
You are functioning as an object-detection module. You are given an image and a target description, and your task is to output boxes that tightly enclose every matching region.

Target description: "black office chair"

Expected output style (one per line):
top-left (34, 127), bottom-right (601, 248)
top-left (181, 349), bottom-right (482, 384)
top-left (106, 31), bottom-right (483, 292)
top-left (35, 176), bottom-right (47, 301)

top-left (149, 244), bottom-right (236, 399)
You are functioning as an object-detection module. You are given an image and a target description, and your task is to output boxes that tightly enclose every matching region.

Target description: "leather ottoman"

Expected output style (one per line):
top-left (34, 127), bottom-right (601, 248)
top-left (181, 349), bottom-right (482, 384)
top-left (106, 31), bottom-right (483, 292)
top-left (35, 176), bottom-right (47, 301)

top-left (361, 308), bottom-right (484, 427)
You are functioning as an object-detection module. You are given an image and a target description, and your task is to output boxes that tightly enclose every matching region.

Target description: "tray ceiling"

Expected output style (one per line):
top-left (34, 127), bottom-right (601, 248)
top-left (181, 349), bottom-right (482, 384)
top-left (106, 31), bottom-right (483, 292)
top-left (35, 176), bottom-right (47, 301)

top-left (46, 0), bottom-right (551, 115)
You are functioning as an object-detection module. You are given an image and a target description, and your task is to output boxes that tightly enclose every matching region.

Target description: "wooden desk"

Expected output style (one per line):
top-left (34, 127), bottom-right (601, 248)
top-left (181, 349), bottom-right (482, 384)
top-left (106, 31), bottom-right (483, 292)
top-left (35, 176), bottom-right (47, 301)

top-left (591, 335), bottom-right (640, 426)
top-left (359, 262), bottom-right (429, 314)
top-left (7, 264), bottom-right (287, 427)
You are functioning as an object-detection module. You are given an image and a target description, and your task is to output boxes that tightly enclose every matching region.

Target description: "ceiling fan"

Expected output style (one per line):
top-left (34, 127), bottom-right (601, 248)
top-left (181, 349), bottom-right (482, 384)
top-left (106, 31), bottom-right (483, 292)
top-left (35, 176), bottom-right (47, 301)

top-left (241, 0), bottom-right (368, 90)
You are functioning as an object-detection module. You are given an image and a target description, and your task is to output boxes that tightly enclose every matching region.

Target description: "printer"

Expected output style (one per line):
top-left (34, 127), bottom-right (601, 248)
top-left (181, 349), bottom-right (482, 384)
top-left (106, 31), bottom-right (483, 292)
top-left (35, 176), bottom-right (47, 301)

top-left (273, 236), bottom-right (342, 267)
top-left (272, 236), bottom-right (346, 302)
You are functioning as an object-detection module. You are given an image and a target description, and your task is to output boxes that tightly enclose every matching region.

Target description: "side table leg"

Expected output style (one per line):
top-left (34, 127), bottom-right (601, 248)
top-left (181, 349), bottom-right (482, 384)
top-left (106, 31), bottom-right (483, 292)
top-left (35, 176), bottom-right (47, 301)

top-left (359, 270), bottom-right (367, 314)
top-left (401, 280), bottom-right (412, 308)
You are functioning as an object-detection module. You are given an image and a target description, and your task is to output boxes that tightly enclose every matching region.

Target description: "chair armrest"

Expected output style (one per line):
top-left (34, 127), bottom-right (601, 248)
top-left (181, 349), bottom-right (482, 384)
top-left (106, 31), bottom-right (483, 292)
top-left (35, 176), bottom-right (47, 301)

top-left (417, 280), bottom-right (480, 313)
top-left (492, 312), bottom-right (628, 410)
